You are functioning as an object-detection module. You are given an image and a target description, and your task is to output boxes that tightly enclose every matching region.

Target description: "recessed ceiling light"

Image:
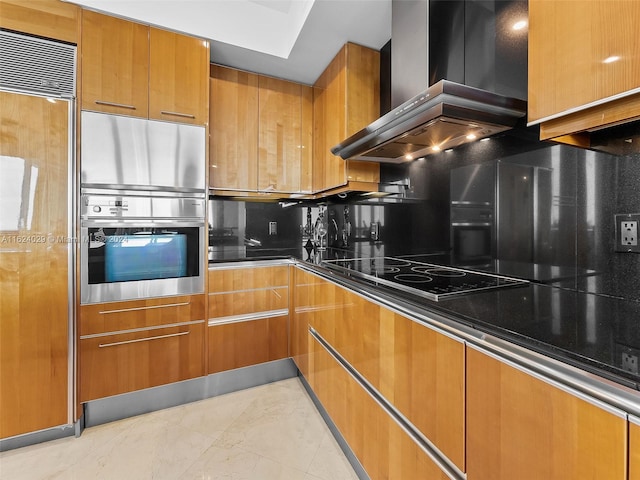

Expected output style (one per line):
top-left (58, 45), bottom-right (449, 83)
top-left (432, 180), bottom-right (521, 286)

top-left (512, 20), bottom-right (527, 30)
top-left (466, 134), bottom-right (477, 140)
top-left (432, 146), bottom-right (441, 152)
top-left (603, 55), bottom-right (620, 64)
top-left (445, 149), bottom-right (453, 153)
top-left (480, 137), bottom-right (491, 142)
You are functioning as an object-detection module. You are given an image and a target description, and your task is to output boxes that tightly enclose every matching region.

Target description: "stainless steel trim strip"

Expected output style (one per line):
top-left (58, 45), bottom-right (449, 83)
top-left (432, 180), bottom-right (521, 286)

top-left (467, 343), bottom-right (627, 419)
top-left (98, 331), bottom-right (189, 348)
top-left (80, 320), bottom-right (204, 339)
top-left (309, 327), bottom-right (465, 480)
top-left (82, 219), bottom-right (205, 227)
top-left (66, 97), bottom-right (76, 427)
top-left (208, 286), bottom-right (288, 296)
top-left (160, 110), bottom-right (195, 119)
top-left (95, 100), bottom-right (136, 110)
top-left (98, 301), bottom-right (190, 315)
top-left (81, 185), bottom-right (207, 196)
top-left (208, 259), bottom-right (294, 269)
top-left (527, 86), bottom-right (640, 126)
top-left (208, 309), bottom-right (289, 326)
top-left (450, 222), bottom-right (492, 227)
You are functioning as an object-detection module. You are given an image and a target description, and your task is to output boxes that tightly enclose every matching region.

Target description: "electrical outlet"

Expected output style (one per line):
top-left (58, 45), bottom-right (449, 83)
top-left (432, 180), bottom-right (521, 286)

top-left (622, 352), bottom-right (639, 375)
top-left (614, 214), bottom-right (640, 252)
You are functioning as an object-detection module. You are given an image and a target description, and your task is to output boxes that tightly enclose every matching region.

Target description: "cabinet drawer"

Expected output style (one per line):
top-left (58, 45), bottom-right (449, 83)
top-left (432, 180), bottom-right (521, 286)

top-left (208, 286), bottom-right (288, 319)
top-left (208, 265), bottom-right (289, 292)
top-left (79, 322), bottom-right (205, 402)
top-left (208, 315), bottom-right (288, 374)
top-left (79, 295), bottom-right (205, 336)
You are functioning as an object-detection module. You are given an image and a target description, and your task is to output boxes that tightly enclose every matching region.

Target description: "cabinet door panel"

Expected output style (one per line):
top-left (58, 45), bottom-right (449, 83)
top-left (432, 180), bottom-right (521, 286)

top-left (209, 65), bottom-right (259, 190)
top-left (81, 10), bottom-right (149, 117)
top-left (0, 0), bottom-right (79, 44)
top-left (208, 287), bottom-right (288, 319)
top-left (207, 316), bottom-right (288, 374)
top-left (0, 92), bottom-right (70, 438)
top-left (149, 27), bottom-right (209, 125)
top-left (631, 418), bottom-right (640, 480)
top-left (467, 347), bottom-right (626, 480)
top-left (208, 265), bottom-right (289, 293)
top-left (258, 77), bottom-right (303, 192)
top-left (79, 322), bottom-right (205, 402)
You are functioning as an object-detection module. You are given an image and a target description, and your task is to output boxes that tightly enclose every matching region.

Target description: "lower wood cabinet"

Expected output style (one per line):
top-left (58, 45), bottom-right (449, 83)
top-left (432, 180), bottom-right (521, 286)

top-left (208, 315), bottom-right (288, 374)
top-left (631, 416), bottom-right (640, 480)
top-left (78, 295), bottom-right (206, 402)
top-left (207, 263), bottom-right (290, 374)
top-left (466, 346), bottom-right (627, 480)
top-left (309, 334), bottom-right (449, 480)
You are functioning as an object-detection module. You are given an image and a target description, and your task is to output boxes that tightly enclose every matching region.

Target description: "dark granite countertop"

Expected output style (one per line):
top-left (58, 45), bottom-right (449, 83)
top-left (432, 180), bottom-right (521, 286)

top-left (209, 247), bottom-right (640, 391)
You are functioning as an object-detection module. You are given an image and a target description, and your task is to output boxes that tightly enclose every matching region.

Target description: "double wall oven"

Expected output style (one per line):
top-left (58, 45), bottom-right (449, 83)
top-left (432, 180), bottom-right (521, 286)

top-left (80, 112), bottom-right (206, 304)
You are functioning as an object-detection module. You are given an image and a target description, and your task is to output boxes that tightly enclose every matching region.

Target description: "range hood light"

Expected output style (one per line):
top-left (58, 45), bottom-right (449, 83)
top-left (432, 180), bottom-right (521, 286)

top-left (432, 146), bottom-right (441, 152)
top-left (512, 20), bottom-right (527, 31)
top-left (444, 149), bottom-right (453, 153)
top-left (480, 137), bottom-right (491, 142)
top-left (466, 133), bottom-right (477, 140)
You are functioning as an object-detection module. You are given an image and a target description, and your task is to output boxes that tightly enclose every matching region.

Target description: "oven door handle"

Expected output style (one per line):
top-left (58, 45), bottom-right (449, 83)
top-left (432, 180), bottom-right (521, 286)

top-left (82, 219), bottom-right (205, 228)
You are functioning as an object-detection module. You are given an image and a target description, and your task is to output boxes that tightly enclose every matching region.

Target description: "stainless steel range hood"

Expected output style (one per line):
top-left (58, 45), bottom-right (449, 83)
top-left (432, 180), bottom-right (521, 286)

top-left (332, 0), bottom-right (528, 164)
top-left (331, 79), bottom-right (526, 163)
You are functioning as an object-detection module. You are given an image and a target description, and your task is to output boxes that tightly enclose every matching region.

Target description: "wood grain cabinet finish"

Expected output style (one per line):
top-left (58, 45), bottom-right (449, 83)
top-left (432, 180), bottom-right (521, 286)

top-left (313, 42), bottom-right (380, 192)
top-left (0, 92), bottom-right (71, 439)
top-left (298, 269), bottom-right (465, 472)
top-left (631, 416), bottom-right (640, 480)
top-left (149, 27), bottom-right (209, 125)
top-left (207, 265), bottom-right (289, 374)
top-left (81, 10), bottom-right (209, 125)
top-left (209, 65), bottom-right (259, 191)
top-left (309, 335), bottom-right (449, 480)
top-left (0, 0), bottom-right (79, 44)
top-left (209, 65), bottom-right (312, 194)
top-left (81, 10), bottom-right (150, 118)
top-left (258, 76), bottom-right (313, 193)
top-left (466, 347), bottom-right (627, 480)
top-left (78, 295), bottom-right (206, 402)
top-left (528, 0), bottom-right (640, 139)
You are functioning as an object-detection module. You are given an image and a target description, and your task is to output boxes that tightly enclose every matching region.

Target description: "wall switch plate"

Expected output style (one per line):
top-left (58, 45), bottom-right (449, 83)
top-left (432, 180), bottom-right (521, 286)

top-left (614, 214), bottom-right (640, 252)
top-left (622, 352), bottom-right (639, 375)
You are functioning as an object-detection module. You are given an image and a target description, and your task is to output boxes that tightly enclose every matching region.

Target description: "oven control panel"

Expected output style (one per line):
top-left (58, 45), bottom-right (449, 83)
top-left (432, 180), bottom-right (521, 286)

top-left (81, 194), bottom-right (205, 220)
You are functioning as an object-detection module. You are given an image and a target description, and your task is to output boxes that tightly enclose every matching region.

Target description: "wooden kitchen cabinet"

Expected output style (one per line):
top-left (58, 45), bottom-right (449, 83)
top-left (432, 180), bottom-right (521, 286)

top-left (149, 27), bottom-right (209, 125)
top-left (631, 416), bottom-right (640, 480)
top-left (209, 65), bottom-right (259, 191)
top-left (81, 10), bottom-right (209, 124)
top-left (0, 0), bottom-right (79, 44)
top-left (81, 10), bottom-right (149, 118)
top-left (466, 346), bottom-right (627, 480)
top-left (528, 0), bottom-right (640, 142)
top-left (207, 264), bottom-right (289, 373)
top-left (209, 65), bottom-right (312, 194)
top-left (309, 334), bottom-right (449, 480)
top-left (78, 294), bottom-right (206, 402)
top-left (296, 267), bottom-right (465, 472)
top-left (313, 42), bottom-right (380, 192)
top-left (258, 76), bottom-right (313, 193)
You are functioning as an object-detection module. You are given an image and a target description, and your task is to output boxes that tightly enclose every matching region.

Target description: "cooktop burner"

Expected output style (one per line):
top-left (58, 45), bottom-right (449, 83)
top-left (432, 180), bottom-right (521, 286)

top-left (322, 257), bottom-right (528, 301)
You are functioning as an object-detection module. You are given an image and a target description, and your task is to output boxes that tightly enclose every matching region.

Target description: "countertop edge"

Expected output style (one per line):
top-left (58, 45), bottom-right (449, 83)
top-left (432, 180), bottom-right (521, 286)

top-left (293, 261), bottom-right (640, 418)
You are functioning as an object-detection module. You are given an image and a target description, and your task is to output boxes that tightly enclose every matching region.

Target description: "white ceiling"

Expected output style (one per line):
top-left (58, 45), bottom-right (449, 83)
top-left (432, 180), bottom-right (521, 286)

top-left (69, 0), bottom-right (392, 85)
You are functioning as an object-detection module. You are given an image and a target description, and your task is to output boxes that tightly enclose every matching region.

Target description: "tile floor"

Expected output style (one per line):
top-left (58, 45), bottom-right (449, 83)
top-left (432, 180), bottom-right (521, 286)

top-left (0, 378), bottom-right (360, 480)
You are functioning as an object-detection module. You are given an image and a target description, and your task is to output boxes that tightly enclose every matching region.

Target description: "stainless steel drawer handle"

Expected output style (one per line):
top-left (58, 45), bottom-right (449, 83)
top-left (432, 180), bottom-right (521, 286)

top-left (98, 331), bottom-right (189, 348)
top-left (95, 100), bottom-right (136, 110)
top-left (160, 110), bottom-right (196, 119)
top-left (98, 301), bottom-right (190, 315)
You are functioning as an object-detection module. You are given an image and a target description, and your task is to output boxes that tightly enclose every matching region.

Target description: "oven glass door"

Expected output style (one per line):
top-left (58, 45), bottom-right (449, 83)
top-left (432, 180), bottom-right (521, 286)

top-left (81, 224), bottom-right (204, 304)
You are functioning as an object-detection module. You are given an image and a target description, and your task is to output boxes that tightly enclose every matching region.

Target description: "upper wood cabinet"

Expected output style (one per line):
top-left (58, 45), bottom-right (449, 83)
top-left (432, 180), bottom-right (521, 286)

top-left (209, 65), bottom-right (259, 191)
top-left (209, 64), bottom-right (313, 194)
top-left (81, 10), bottom-right (209, 125)
top-left (313, 42), bottom-right (380, 192)
top-left (81, 10), bottom-right (149, 118)
top-left (528, 0), bottom-right (640, 142)
top-left (466, 346), bottom-right (627, 480)
top-left (149, 27), bottom-right (209, 125)
top-left (0, 0), bottom-right (79, 44)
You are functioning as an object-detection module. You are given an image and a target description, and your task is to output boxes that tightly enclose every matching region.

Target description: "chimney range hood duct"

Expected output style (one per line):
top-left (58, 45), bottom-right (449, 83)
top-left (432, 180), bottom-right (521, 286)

top-left (332, 0), bottom-right (528, 164)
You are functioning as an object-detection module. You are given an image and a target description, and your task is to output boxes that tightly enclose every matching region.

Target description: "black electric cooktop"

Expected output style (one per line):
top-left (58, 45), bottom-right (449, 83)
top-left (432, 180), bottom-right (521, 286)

top-left (322, 257), bottom-right (528, 301)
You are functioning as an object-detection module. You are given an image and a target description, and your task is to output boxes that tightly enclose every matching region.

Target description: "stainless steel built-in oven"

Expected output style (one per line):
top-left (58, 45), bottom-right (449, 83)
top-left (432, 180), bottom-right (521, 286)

top-left (80, 193), bottom-right (205, 304)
